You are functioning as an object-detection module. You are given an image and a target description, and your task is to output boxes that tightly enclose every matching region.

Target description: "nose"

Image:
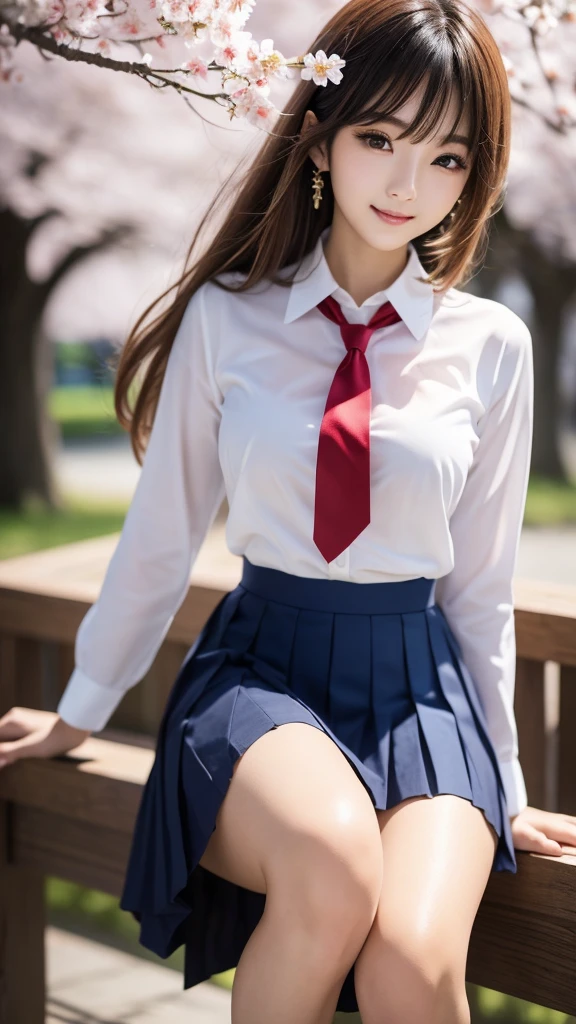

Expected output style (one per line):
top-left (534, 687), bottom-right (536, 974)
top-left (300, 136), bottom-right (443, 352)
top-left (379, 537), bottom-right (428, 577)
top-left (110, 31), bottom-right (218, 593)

top-left (386, 179), bottom-right (417, 202)
top-left (385, 155), bottom-right (418, 203)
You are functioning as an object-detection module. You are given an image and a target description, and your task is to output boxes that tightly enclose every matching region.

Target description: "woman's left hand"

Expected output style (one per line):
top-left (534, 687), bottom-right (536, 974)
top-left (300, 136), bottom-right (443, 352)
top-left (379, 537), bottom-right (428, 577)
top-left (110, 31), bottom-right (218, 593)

top-left (510, 806), bottom-right (576, 856)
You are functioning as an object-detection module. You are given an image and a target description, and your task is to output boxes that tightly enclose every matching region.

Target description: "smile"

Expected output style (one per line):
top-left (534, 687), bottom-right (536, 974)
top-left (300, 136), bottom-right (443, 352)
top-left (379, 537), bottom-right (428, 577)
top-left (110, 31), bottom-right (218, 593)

top-left (371, 206), bottom-right (415, 225)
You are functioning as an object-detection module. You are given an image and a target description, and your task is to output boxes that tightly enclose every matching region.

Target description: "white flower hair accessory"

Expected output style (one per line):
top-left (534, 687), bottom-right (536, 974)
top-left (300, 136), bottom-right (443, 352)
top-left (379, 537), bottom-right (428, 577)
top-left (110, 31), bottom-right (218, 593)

top-left (300, 50), bottom-right (346, 88)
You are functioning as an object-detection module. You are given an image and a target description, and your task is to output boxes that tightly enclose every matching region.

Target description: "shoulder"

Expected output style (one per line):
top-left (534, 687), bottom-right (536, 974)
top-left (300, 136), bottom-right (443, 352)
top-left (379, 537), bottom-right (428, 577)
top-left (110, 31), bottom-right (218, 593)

top-left (438, 287), bottom-right (532, 352)
top-left (172, 270), bottom-right (287, 365)
top-left (171, 274), bottom-right (248, 359)
top-left (199, 269), bottom-right (283, 312)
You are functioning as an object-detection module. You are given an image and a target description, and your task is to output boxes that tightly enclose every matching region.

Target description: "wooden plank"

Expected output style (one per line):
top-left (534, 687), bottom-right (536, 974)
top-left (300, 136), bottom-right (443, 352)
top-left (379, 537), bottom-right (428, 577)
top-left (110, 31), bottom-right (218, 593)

top-left (0, 730), bottom-right (153, 834)
top-left (0, 801), bottom-right (45, 1024)
top-left (2, 535), bottom-right (576, 664)
top-left (468, 849), bottom-right (576, 1014)
top-left (12, 806), bottom-right (130, 898)
top-left (0, 589), bottom-right (92, 644)
top-left (0, 583), bottom-right (226, 647)
top-left (56, 640), bottom-right (75, 698)
top-left (2, 580), bottom-right (575, 670)
top-left (514, 578), bottom-right (576, 666)
top-left (514, 658), bottom-right (547, 810)
top-left (558, 664), bottom-right (576, 815)
top-left (0, 635), bottom-right (43, 716)
top-left (2, 577), bottom-right (576, 665)
top-left (0, 635), bottom-right (16, 715)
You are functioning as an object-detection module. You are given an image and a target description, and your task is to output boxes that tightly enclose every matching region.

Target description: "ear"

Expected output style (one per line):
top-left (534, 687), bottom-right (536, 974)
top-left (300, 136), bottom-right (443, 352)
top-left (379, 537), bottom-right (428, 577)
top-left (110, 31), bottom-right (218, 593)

top-left (300, 109), bottom-right (329, 173)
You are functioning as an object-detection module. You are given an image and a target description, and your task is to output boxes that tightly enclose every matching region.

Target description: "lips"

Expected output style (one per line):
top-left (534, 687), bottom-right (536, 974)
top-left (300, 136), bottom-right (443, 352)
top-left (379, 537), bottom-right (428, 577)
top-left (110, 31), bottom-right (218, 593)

top-left (372, 205), bottom-right (414, 222)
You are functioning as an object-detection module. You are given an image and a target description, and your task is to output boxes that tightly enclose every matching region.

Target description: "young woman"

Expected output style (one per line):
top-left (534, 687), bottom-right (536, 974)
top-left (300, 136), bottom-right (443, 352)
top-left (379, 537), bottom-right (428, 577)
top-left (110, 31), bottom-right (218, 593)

top-left (2, 0), bottom-right (575, 1020)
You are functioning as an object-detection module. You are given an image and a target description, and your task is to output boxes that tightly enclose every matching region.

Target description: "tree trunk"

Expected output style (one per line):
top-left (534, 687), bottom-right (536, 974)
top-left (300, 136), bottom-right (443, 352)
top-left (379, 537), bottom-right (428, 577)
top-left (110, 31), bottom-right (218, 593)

top-left (487, 209), bottom-right (576, 482)
top-left (516, 243), bottom-right (575, 479)
top-left (0, 207), bottom-right (58, 510)
top-left (0, 204), bottom-right (130, 512)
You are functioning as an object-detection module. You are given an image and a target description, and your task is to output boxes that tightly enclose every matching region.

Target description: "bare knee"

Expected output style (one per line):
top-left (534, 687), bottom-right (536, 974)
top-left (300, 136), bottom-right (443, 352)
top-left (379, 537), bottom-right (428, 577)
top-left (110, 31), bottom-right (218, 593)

top-left (355, 929), bottom-right (469, 1024)
top-left (228, 724), bottom-right (384, 954)
top-left (201, 721), bottom-right (384, 962)
top-left (265, 786), bottom-right (384, 962)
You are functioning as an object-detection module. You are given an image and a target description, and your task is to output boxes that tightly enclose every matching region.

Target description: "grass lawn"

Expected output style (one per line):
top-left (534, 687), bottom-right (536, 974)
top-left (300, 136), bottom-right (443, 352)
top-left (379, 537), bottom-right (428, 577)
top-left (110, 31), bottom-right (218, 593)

top-left (0, 494), bottom-right (129, 560)
top-left (524, 472), bottom-right (576, 525)
top-left (49, 385), bottom-right (124, 439)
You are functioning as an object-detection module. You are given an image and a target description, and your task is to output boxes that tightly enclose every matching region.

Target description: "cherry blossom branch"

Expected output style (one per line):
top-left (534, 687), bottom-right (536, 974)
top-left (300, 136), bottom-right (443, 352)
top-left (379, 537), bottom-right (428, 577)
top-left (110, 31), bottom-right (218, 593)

top-left (1, 0), bottom-right (574, 132)
top-left (7, 21), bottom-right (230, 97)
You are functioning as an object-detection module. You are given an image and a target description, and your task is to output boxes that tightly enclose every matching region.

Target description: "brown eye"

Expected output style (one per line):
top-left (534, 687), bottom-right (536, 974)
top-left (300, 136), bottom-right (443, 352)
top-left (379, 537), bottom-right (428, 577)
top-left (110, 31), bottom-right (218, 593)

top-left (354, 130), bottom-right (391, 150)
top-left (434, 153), bottom-right (468, 171)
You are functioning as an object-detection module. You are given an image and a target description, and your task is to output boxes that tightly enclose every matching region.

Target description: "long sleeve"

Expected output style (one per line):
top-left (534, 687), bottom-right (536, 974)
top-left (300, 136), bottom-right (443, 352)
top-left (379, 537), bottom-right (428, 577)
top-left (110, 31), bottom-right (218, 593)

top-left (57, 286), bottom-right (226, 732)
top-left (433, 312), bottom-right (534, 819)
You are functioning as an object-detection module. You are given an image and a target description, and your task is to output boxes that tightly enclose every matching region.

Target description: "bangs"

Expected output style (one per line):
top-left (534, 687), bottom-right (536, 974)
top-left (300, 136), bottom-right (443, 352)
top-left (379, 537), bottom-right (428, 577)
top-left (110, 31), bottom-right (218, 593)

top-left (337, 20), bottom-right (481, 157)
top-left (291, 0), bottom-right (511, 290)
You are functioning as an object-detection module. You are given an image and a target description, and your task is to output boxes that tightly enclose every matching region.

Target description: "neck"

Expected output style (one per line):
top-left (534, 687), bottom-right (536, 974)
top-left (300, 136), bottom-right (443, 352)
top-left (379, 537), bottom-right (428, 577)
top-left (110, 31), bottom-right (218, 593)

top-left (322, 213), bottom-right (410, 307)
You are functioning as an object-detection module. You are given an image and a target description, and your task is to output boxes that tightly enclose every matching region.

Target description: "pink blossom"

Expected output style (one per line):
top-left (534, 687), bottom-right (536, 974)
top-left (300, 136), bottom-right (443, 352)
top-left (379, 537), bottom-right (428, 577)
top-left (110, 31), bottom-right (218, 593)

top-left (180, 56), bottom-right (208, 76)
top-left (118, 16), bottom-right (142, 35)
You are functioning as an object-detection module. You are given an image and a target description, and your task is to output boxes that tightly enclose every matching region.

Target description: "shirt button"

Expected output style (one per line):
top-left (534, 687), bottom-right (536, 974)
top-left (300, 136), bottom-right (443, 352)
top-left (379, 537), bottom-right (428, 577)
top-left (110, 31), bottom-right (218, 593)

top-left (335, 553), bottom-right (346, 568)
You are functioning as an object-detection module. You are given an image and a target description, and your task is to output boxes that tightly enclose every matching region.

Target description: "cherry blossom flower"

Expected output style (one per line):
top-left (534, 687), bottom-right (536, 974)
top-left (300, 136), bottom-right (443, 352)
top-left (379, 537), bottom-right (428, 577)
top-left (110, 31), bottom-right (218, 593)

top-left (0, 21), bottom-right (16, 81)
top-left (180, 55), bottom-right (208, 76)
top-left (300, 49), bottom-right (346, 87)
top-left (223, 79), bottom-right (276, 126)
top-left (95, 36), bottom-right (111, 56)
top-left (524, 2), bottom-right (559, 33)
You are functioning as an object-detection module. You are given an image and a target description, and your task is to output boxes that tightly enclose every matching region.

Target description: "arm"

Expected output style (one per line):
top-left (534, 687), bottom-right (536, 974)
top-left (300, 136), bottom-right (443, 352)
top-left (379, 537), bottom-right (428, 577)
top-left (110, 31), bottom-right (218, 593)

top-left (434, 311), bottom-right (534, 820)
top-left (57, 285), bottom-right (226, 732)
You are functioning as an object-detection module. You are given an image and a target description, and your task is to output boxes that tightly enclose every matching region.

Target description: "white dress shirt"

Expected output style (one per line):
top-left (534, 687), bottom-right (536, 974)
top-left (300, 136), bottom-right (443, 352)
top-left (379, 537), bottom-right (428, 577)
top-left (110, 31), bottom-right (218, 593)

top-left (57, 224), bottom-right (533, 818)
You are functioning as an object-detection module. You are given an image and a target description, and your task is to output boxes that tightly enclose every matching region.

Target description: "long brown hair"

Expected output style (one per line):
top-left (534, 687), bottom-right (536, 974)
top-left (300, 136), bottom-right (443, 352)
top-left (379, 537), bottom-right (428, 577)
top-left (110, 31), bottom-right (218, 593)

top-left (115, 0), bottom-right (511, 464)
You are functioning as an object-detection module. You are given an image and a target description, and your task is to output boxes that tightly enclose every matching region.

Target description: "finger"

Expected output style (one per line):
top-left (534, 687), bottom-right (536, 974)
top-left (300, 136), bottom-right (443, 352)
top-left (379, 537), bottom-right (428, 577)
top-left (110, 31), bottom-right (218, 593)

top-left (530, 826), bottom-right (564, 855)
top-left (0, 722), bottom-right (30, 742)
top-left (554, 824), bottom-right (576, 845)
top-left (536, 816), bottom-right (576, 846)
top-left (0, 734), bottom-right (46, 766)
top-left (0, 708), bottom-right (47, 739)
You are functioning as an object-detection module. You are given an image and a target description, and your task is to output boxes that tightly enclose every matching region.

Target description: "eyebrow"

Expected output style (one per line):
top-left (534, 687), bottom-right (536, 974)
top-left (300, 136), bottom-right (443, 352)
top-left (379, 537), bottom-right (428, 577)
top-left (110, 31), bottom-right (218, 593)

top-left (374, 113), bottom-right (472, 149)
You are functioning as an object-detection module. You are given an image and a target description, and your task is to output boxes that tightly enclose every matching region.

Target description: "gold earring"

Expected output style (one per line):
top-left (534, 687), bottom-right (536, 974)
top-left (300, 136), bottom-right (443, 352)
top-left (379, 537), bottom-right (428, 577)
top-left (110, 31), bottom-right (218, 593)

top-left (311, 166), bottom-right (324, 209)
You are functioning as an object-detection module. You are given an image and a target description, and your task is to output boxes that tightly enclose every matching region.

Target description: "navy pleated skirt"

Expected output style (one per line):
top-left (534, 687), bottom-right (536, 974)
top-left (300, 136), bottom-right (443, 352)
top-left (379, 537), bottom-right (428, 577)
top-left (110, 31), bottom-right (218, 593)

top-left (120, 556), bottom-right (517, 1015)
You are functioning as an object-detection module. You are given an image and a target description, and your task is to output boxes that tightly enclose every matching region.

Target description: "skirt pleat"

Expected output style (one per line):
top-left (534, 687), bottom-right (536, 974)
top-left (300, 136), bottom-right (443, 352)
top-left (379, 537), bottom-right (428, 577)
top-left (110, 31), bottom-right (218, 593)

top-left (120, 557), bottom-right (517, 1015)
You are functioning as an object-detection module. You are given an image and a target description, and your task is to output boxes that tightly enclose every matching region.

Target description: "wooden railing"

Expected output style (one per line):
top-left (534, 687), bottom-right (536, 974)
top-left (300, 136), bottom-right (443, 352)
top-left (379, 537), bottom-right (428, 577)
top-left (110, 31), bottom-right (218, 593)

top-left (0, 532), bottom-right (576, 1020)
top-left (1, 531), bottom-right (575, 814)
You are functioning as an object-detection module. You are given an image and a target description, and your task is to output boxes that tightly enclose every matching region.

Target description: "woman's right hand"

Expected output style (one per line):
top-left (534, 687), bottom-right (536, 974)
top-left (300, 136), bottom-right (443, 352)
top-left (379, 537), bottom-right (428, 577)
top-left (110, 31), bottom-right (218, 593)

top-left (0, 706), bottom-right (92, 769)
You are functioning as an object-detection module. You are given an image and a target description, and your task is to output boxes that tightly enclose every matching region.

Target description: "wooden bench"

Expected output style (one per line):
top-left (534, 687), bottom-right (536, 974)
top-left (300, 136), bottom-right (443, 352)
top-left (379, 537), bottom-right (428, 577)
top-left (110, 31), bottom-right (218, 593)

top-left (0, 710), bottom-right (575, 1023)
top-left (1, 535), bottom-right (576, 1020)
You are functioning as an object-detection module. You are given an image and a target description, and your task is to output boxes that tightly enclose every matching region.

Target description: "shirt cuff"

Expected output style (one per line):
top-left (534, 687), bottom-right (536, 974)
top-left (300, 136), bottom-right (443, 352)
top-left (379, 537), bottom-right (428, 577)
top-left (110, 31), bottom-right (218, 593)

top-left (497, 756), bottom-right (528, 819)
top-left (57, 668), bottom-right (127, 732)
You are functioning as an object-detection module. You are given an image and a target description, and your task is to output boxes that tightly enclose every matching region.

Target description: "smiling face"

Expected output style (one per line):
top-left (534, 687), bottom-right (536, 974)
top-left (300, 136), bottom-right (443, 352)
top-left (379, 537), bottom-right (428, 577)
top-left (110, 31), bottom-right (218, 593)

top-left (303, 78), bottom-right (474, 255)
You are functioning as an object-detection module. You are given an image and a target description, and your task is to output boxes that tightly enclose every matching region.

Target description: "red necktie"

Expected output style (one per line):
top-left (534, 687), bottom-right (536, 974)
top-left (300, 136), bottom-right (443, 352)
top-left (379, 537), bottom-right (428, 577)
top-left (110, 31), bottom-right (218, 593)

top-left (313, 294), bottom-right (402, 563)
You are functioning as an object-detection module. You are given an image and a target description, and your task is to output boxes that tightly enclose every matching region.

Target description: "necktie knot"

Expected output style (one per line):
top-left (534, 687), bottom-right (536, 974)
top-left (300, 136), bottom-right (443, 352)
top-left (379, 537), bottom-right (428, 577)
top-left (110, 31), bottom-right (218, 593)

top-left (339, 322), bottom-right (372, 353)
top-left (313, 293), bottom-right (402, 563)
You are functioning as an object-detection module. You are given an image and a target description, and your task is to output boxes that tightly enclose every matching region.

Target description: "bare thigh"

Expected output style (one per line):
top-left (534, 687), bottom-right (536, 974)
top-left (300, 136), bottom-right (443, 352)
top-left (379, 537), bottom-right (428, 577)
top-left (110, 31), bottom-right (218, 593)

top-left (198, 722), bottom-right (383, 901)
top-left (357, 794), bottom-right (498, 977)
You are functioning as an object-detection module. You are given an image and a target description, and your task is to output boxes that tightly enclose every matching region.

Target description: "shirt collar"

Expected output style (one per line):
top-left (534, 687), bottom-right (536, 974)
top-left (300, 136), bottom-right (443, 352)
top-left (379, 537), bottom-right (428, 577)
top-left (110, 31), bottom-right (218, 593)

top-left (282, 225), bottom-right (435, 341)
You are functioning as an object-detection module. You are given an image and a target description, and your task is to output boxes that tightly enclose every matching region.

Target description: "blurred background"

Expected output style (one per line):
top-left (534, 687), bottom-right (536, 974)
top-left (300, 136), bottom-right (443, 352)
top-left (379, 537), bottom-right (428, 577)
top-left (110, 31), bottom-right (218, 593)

top-left (1, 0), bottom-right (575, 1021)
